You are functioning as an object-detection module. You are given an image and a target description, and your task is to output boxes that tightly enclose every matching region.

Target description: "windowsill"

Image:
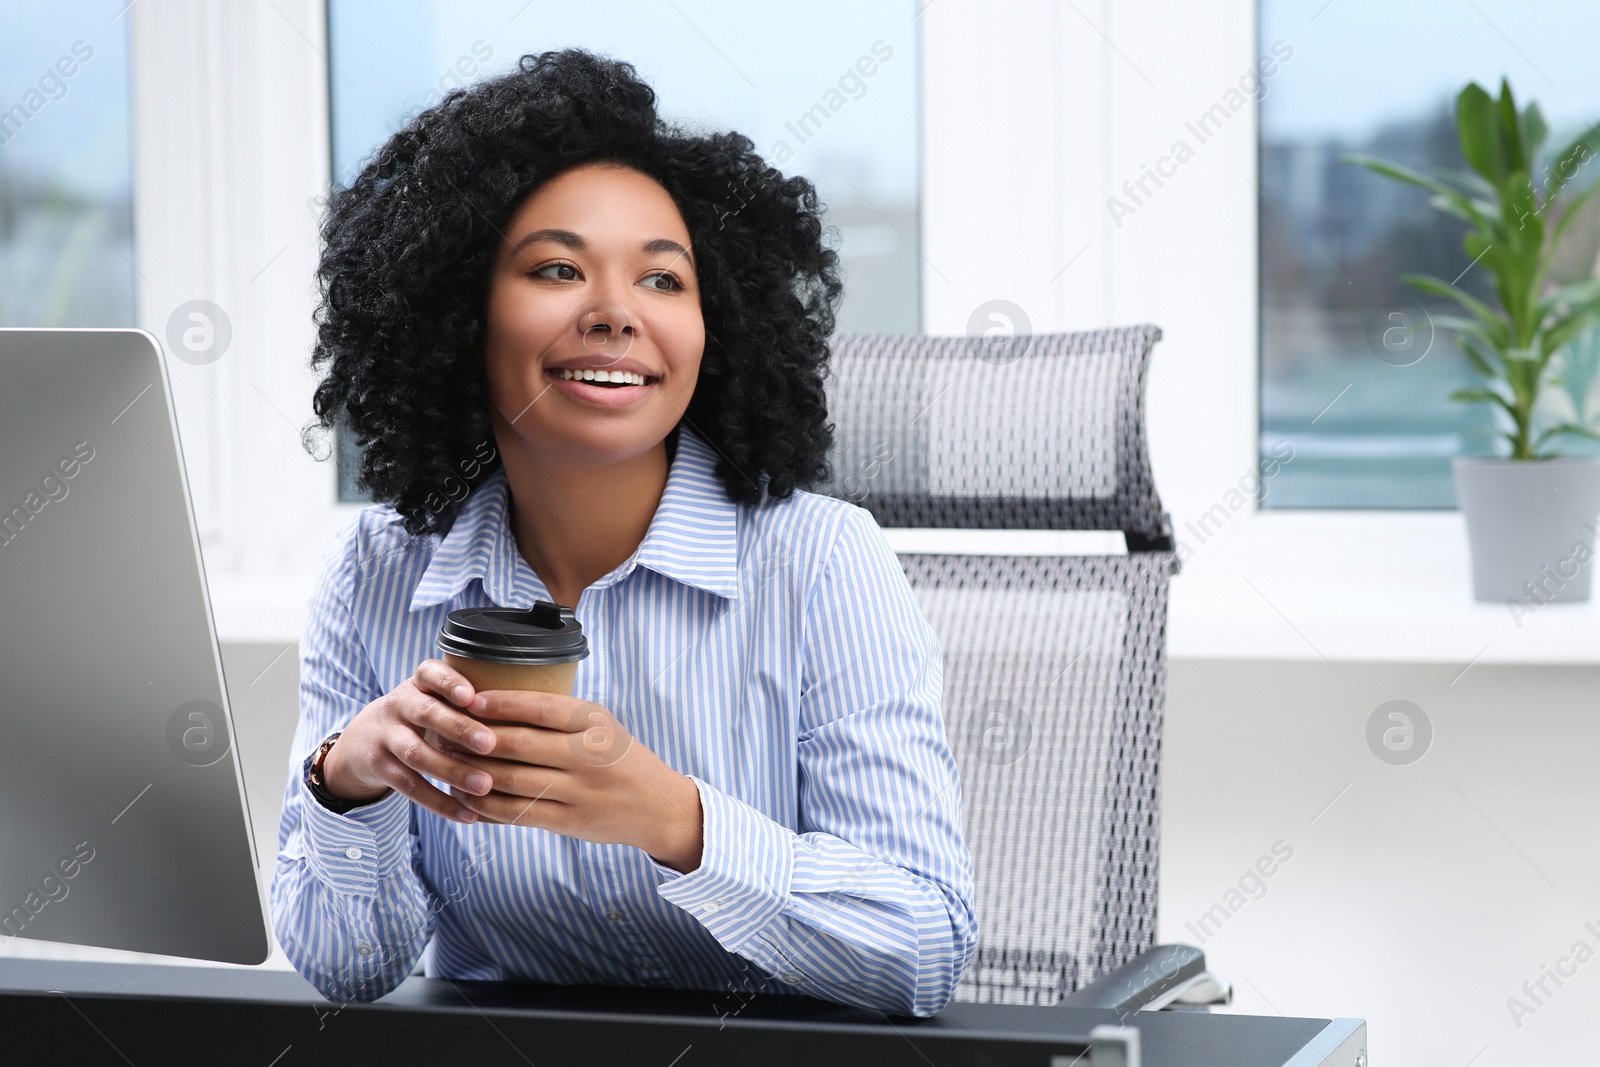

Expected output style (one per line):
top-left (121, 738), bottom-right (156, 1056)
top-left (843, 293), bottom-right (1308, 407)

top-left (1165, 510), bottom-right (1600, 665)
top-left (204, 513), bottom-right (1600, 665)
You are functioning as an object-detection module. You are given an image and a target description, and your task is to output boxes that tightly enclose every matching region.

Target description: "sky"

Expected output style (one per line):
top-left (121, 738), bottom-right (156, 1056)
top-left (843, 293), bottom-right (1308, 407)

top-left (1262, 0), bottom-right (1600, 144)
top-left (0, 0), bottom-right (132, 197)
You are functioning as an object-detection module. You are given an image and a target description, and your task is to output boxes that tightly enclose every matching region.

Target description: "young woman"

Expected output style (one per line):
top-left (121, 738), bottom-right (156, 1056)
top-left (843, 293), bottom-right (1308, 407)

top-left (271, 49), bottom-right (976, 1019)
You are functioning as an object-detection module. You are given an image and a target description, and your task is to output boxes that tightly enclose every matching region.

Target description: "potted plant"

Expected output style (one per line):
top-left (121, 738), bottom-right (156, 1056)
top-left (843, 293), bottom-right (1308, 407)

top-left (1346, 79), bottom-right (1600, 605)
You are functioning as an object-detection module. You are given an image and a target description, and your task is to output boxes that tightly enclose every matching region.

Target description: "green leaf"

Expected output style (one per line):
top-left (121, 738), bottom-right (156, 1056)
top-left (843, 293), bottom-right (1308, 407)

top-left (1556, 322), bottom-right (1600, 423)
top-left (1402, 272), bottom-right (1504, 331)
top-left (1499, 79), bottom-right (1526, 175)
top-left (1341, 155), bottom-right (1485, 226)
top-left (1458, 334), bottom-right (1501, 378)
top-left (1542, 309), bottom-right (1600, 360)
top-left (1427, 193), bottom-right (1481, 225)
top-left (1501, 348), bottom-right (1547, 408)
top-left (1458, 82), bottom-right (1508, 188)
top-left (1547, 119), bottom-right (1600, 200)
top-left (1532, 422), bottom-right (1600, 449)
top-left (1550, 177), bottom-right (1600, 250)
top-left (1524, 101), bottom-right (1549, 167)
top-left (1535, 278), bottom-right (1600, 323)
top-left (1492, 170), bottom-right (1543, 340)
top-left (1449, 386), bottom-right (1515, 415)
top-left (1443, 167), bottom-right (1495, 197)
top-left (1462, 230), bottom-right (1496, 268)
top-left (1434, 313), bottom-right (1509, 355)
top-left (1434, 312), bottom-right (1494, 337)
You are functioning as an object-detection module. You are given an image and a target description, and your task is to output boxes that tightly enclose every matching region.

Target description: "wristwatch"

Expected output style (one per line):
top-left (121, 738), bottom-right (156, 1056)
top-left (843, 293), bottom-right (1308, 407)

top-left (305, 731), bottom-right (363, 815)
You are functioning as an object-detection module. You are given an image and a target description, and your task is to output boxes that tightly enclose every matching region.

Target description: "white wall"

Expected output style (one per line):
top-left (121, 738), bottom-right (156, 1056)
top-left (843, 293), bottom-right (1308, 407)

top-left (1164, 657), bottom-right (1600, 1067)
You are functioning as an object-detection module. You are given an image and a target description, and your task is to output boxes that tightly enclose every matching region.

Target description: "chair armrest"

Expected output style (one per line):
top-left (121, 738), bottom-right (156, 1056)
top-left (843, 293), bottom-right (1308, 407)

top-left (1058, 944), bottom-right (1215, 1012)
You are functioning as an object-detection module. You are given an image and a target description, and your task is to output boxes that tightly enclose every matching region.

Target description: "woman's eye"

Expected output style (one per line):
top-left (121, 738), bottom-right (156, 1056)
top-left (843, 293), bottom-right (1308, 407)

top-left (532, 262), bottom-right (580, 281)
top-left (641, 271), bottom-right (683, 292)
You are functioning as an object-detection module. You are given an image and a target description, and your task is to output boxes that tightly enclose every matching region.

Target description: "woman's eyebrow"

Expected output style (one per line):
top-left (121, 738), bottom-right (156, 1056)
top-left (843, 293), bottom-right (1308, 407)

top-left (510, 230), bottom-right (691, 267)
top-left (644, 238), bottom-right (694, 268)
top-left (512, 228), bottom-right (584, 255)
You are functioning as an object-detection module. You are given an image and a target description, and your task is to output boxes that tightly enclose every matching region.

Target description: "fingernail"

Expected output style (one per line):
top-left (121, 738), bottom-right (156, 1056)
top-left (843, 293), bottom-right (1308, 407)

top-left (453, 684), bottom-right (471, 704)
top-left (472, 730), bottom-right (494, 753)
top-left (458, 809), bottom-right (477, 823)
top-left (471, 694), bottom-right (487, 713)
top-left (467, 772), bottom-right (492, 793)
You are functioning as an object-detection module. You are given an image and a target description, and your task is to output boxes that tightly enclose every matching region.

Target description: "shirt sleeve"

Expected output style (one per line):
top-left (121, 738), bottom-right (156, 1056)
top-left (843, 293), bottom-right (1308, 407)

top-left (652, 504), bottom-right (979, 1017)
top-left (269, 515), bottom-right (440, 1004)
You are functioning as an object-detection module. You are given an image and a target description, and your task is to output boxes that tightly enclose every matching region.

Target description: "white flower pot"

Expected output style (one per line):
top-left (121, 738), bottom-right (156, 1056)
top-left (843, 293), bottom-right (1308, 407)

top-left (1452, 456), bottom-right (1600, 604)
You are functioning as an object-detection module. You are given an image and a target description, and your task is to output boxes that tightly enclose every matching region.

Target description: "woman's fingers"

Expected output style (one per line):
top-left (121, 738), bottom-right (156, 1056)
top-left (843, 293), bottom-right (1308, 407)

top-left (423, 727), bottom-right (465, 756)
top-left (403, 679), bottom-right (496, 757)
top-left (453, 772), bottom-right (569, 829)
top-left (374, 726), bottom-right (497, 823)
top-left (396, 726), bottom-right (495, 793)
top-left (370, 756), bottom-right (477, 824)
top-left (346, 659), bottom-right (572, 827)
top-left (411, 660), bottom-right (495, 753)
top-left (445, 749), bottom-right (566, 803)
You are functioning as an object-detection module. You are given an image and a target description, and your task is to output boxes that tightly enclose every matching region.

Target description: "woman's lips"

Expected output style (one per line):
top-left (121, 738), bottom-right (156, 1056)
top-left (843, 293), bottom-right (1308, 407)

top-left (545, 369), bottom-right (657, 408)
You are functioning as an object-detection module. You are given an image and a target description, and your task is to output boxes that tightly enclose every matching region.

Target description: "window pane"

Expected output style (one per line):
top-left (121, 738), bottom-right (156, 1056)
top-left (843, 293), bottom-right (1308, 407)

top-left (0, 2), bottom-right (135, 327)
top-left (1258, 0), bottom-right (1600, 507)
top-left (326, 0), bottom-right (920, 502)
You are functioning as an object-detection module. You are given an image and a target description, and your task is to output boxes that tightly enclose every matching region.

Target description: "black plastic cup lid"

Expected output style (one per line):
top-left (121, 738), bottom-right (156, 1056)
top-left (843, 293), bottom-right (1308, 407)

top-left (437, 600), bottom-right (589, 666)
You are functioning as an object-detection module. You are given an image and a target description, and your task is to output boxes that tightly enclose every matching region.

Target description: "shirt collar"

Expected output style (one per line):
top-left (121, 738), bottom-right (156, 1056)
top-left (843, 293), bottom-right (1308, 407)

top-left (408, 424), bottom-right (741, 612)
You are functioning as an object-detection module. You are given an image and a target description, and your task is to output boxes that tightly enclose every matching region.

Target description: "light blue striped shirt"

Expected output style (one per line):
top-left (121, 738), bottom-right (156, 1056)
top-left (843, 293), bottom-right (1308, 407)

top-left (270, 424), bottom-right (977, 1017)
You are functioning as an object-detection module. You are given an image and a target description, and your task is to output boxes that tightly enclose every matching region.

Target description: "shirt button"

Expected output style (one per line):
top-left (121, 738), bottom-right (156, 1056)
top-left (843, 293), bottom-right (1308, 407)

top-left (638, 958), bottom-right (658, 971)
top-left (344, 846), bottom-right (364, 861)
top-left (700, 899), bottom-right (722, 914)
top-left (356, 942), bottom-right (373, 956)
top-left (604, 908), bottom-right (622, 921)
top-left (783, 972), bottom-right (803, 984)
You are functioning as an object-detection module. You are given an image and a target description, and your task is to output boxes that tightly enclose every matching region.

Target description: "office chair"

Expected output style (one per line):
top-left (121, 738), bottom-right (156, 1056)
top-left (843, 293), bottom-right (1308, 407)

top-left (817, 326), bottom-right (1225, 1011)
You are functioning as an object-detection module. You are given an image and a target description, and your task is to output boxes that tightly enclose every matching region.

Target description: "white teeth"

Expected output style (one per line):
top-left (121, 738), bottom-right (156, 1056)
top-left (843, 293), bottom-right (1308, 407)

top-left (554, 368), bottom-right (648, 385)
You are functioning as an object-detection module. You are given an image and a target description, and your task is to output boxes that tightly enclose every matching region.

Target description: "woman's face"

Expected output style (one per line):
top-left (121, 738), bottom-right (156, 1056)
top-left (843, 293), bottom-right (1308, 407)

top-left (482, 162), bottom-right (704, 466)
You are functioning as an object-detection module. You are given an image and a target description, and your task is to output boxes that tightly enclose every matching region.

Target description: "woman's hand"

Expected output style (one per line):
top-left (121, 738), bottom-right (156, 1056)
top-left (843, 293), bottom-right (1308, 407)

top-left (433, 691), bottom-right (705, 873)
top-left (318, 658), bottom-right (501, 823)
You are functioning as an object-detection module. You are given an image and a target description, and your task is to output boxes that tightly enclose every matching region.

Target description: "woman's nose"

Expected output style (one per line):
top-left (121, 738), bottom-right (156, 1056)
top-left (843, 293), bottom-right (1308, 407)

top-left (577, 301), bottom-right (634, 360)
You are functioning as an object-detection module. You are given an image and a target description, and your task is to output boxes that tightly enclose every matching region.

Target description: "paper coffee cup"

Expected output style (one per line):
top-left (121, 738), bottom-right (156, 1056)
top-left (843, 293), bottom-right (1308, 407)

top-left (437, 600), bottom-right (589, 708)
top-left (439, 655), bottom-right (580, 701)
top-left (436, 601), bottom-right (589, 822)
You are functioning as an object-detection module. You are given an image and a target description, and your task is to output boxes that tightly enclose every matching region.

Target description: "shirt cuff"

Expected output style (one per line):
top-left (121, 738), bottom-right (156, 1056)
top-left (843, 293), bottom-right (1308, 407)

top-left (296, 756), bottom-right (414, 896)
top-left (653, 775), bottom-right (794, 951)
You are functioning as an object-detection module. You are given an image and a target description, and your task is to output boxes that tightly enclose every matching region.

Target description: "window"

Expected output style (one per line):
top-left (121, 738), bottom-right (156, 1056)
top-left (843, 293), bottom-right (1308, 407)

top-left (325, 0), bottom-right (921, 502)
top-left (0, 1), bottom-right (134, 328)
top-left (1257, 0), bottom-right (1600, 507)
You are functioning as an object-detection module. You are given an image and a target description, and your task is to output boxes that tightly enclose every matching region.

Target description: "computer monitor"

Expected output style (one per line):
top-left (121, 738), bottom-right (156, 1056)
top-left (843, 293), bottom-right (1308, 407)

top-left (0, 328), bottom-right (271, 966)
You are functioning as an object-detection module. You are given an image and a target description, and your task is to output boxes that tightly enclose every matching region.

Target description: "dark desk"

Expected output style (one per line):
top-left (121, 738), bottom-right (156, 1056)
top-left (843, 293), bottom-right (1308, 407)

top-left (0, 957), bottom-right (1364, 1067)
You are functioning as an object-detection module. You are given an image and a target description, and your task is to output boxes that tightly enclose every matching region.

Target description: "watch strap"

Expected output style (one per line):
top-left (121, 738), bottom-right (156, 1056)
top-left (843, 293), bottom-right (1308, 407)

top-left (305, 731), bottom-right (363, 815)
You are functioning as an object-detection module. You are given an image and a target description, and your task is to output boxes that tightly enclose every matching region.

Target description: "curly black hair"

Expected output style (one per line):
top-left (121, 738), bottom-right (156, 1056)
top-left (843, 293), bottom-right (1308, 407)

top-left (301, 48), bottom-right (843, 538)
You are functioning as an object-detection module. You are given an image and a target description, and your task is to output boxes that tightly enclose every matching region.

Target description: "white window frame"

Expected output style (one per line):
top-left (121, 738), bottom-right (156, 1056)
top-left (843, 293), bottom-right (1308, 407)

top-left (128, 0), bottom-right (1600, 663)
top-left (918, 0), bottom-right (1598, 665)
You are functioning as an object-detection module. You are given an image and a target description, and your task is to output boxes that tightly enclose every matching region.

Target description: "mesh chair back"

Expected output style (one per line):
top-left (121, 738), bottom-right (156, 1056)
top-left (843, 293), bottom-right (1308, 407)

top-left (817, 327), bottom-right (1171, 547)
top-left (818, 327), bottom-right (1177, 1005)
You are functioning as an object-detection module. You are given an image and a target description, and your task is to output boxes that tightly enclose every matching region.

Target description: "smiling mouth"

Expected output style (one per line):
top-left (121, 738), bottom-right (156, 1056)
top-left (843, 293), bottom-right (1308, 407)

top-left (545, 368), bottom-right (659, 388)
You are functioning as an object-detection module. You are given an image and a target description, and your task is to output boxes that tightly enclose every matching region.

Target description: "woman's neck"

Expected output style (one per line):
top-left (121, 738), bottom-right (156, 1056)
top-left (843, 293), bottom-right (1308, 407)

top-left (498, 436), bottom-right (670, 608)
